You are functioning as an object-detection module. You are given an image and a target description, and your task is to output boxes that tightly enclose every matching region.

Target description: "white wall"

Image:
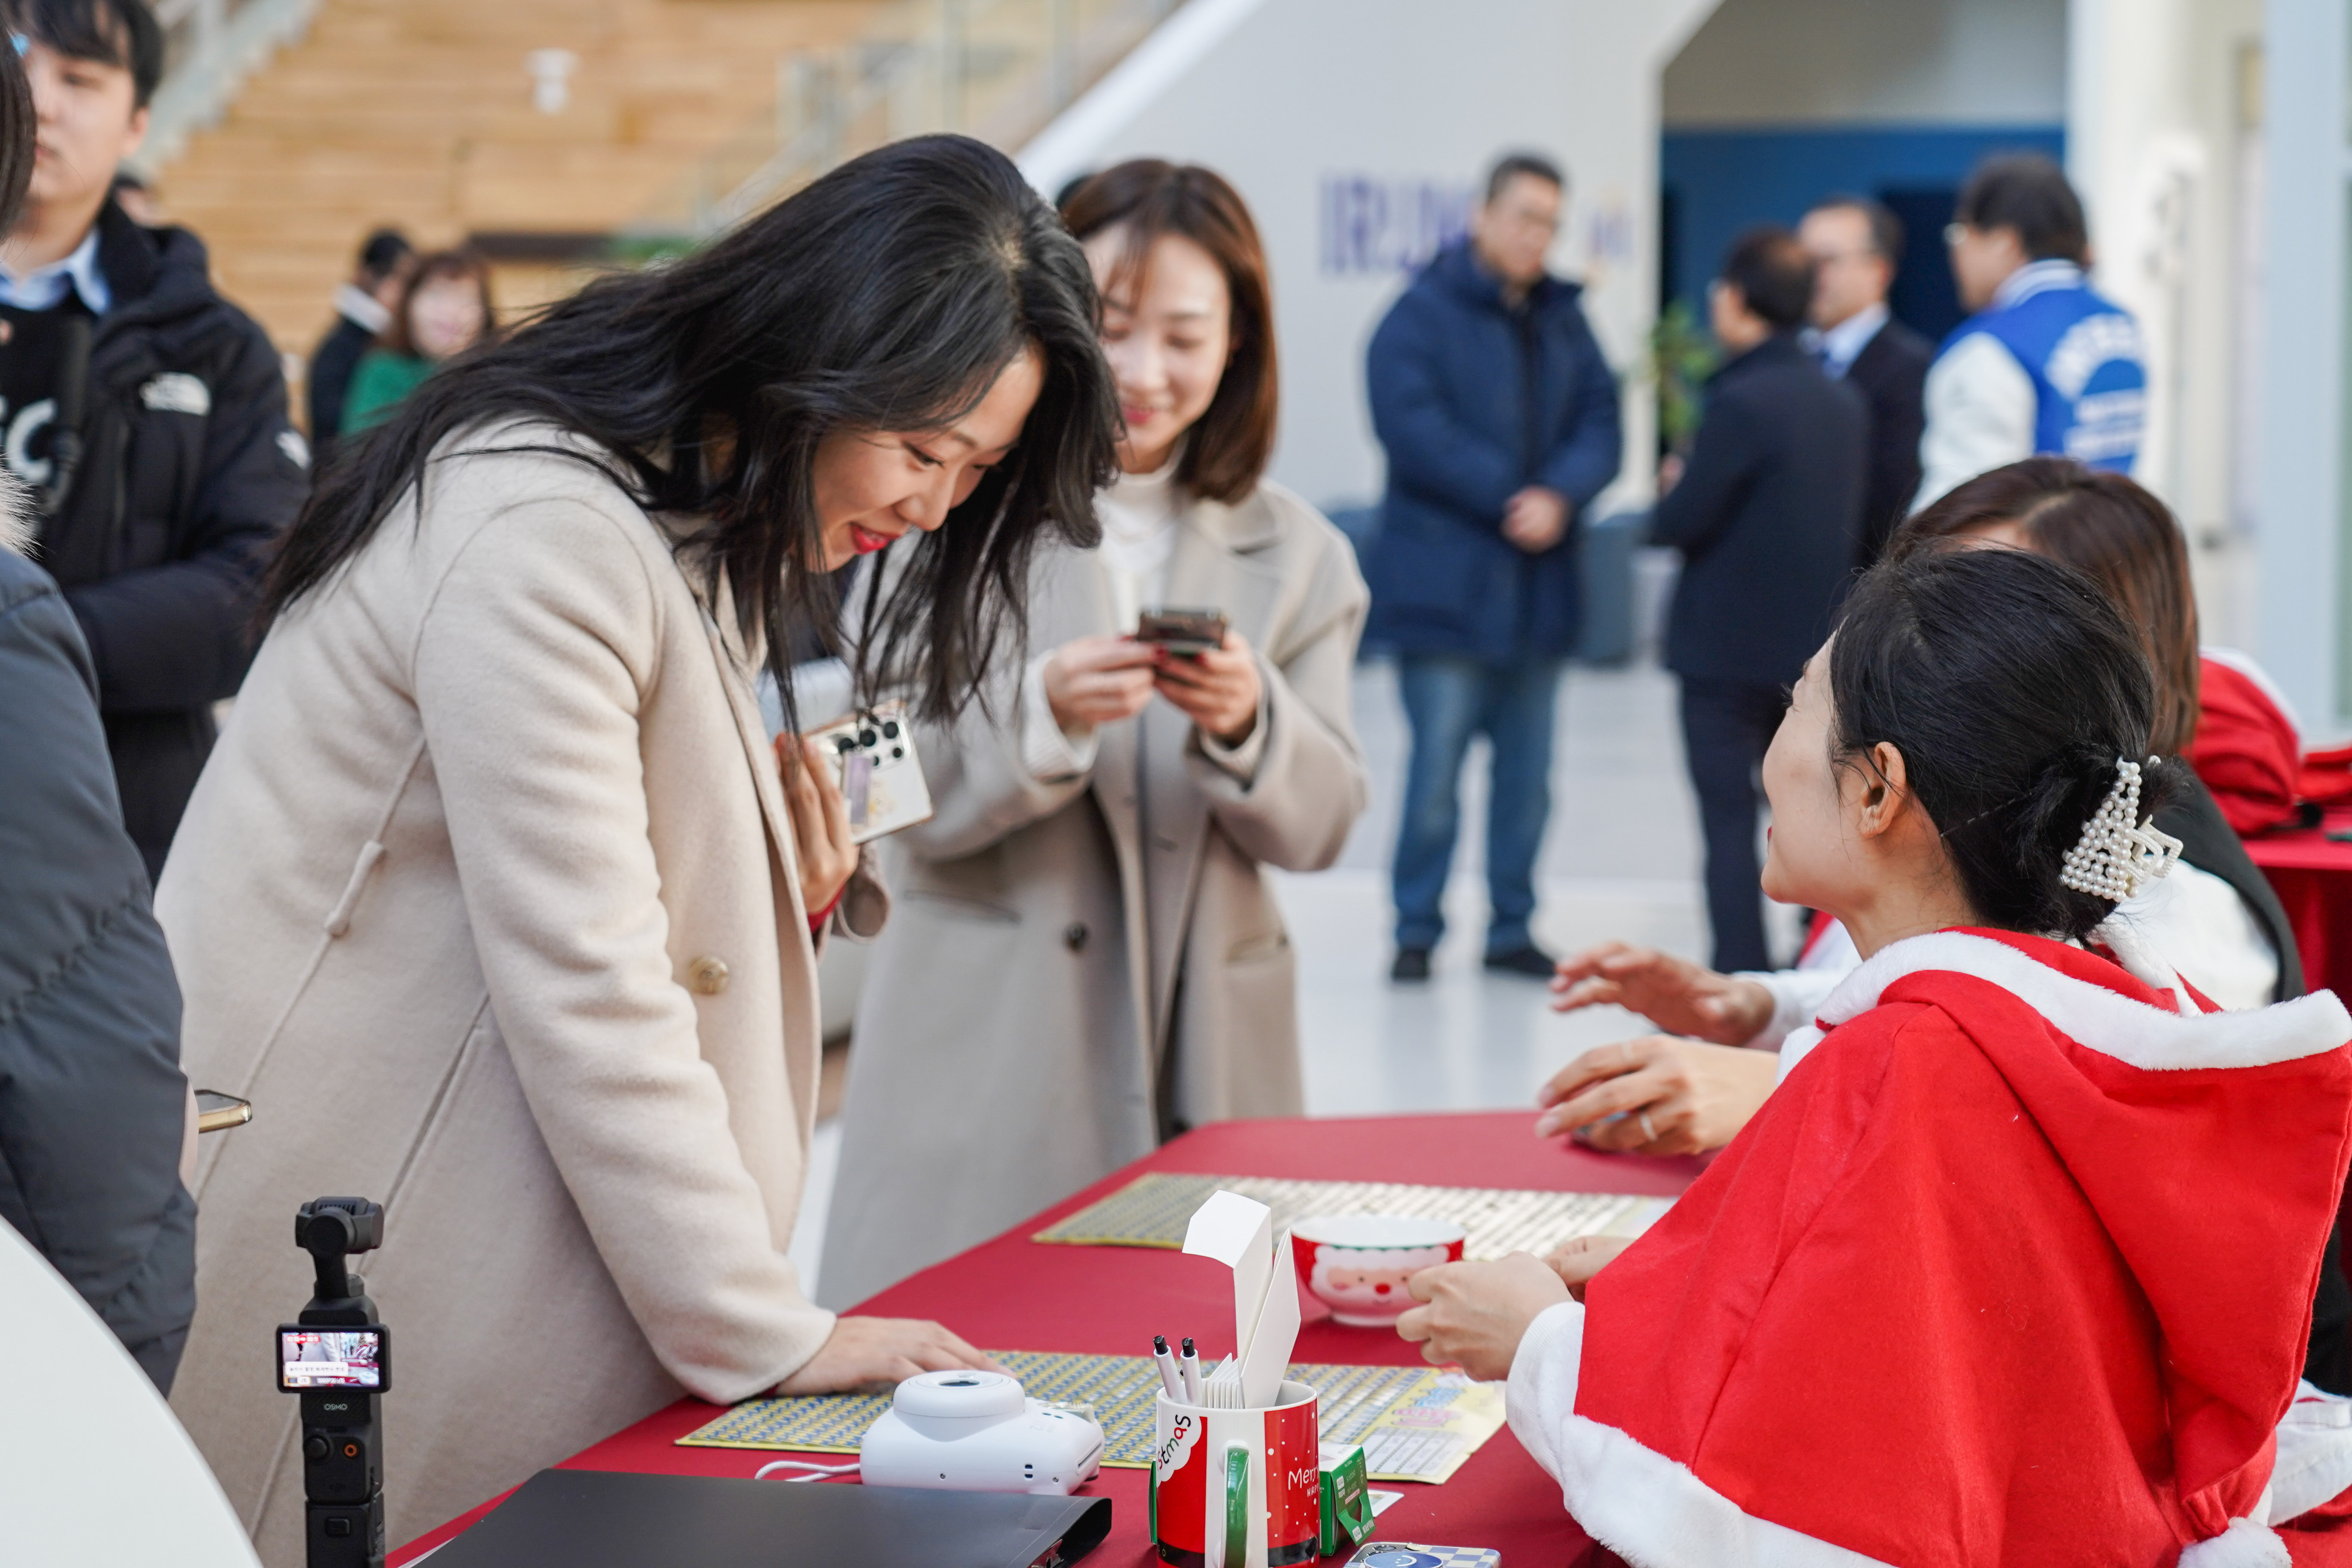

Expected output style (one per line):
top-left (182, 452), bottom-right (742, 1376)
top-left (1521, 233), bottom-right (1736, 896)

top-left (2063, 0), bottom-right (2264, 653)
top-left (1663, 0), bottom-right (2065, 127)
top-left (2256, 0), bottom-right (2349, 733)
top-left (1022, 0), bottom-right (1722, 513)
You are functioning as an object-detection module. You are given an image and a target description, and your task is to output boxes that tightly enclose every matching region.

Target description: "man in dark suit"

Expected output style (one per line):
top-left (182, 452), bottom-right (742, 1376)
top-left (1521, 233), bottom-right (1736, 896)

top-left (1653, 226), bottom-right (1866, 971)
top-left (1799, 196), bottom-right (1931, 564)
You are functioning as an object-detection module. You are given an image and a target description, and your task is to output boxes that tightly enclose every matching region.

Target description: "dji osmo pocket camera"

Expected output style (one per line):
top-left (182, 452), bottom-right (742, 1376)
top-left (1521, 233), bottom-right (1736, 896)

top-left (859, 1370), bottom-right (1105, 1496)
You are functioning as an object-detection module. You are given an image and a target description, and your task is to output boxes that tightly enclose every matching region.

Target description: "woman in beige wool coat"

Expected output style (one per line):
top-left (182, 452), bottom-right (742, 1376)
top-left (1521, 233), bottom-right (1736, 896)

top-left (823, 162), bottom-right (1370, 1307)
top-left (152, 137), bottom-right (1121, 1562)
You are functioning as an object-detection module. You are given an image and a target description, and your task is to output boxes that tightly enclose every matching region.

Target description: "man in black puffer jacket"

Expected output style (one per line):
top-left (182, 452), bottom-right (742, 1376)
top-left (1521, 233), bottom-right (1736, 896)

top-left (4, 0), bottom-right (308, 880)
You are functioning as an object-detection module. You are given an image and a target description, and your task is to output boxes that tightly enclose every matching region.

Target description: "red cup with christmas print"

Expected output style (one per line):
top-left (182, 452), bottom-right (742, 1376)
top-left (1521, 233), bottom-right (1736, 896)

top-left (1150, 1380), bottom-right (1320, 1567)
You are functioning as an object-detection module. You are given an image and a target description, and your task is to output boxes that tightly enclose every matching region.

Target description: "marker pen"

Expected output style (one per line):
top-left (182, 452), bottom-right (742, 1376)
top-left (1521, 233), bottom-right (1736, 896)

top-left (1179, 1337), bottom-right (1203, 1403)
top-left (1152, 1334), bottom-right (1185, 1402)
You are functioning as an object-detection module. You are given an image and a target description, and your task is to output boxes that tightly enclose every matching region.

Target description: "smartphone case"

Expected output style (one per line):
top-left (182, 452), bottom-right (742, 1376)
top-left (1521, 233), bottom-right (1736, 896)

top-left (810, 701), bottom-right (934, 845)
top-left (1344, 1546), bottom-right (1503, 1568)
top-left (1135, 607), bottom-right (1229, 655)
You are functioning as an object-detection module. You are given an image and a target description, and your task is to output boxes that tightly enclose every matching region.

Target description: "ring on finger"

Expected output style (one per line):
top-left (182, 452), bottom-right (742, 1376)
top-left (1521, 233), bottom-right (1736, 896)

top-left (1638, 1109), bottom-right (1657, 1143)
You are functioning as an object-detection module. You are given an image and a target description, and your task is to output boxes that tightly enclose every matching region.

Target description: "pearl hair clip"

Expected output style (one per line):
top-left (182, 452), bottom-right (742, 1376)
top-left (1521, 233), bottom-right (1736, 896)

top-left (2059, 756), bottom-right (2184, 902)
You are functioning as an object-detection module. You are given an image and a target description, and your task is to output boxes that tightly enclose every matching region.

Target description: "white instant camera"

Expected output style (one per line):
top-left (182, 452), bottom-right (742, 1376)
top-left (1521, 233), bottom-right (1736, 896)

top-left (859, 1370), bottom-right (1105, 1496)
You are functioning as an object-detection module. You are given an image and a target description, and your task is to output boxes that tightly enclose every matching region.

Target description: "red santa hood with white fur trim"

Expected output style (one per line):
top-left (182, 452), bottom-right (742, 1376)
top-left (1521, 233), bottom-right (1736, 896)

top-left (1508, 929), bottom-right (2352, 1568)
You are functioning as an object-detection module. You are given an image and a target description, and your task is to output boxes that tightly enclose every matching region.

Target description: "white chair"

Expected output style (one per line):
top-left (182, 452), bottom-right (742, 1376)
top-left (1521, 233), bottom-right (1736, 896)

top-left (0, 1215), bottom-right (260, 1565)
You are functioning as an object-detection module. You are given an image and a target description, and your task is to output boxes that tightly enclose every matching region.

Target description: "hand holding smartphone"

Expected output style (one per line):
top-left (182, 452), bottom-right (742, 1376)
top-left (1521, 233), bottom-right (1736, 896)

top-left (807, 700), bottom-right (934, 844)
top-left (1134, 607), bottom-right (1230, 658)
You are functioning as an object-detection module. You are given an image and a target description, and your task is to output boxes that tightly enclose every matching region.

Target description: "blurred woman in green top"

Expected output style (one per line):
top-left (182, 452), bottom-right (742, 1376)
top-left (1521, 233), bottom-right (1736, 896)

top-left (341, 248), bottom-right (495, 435)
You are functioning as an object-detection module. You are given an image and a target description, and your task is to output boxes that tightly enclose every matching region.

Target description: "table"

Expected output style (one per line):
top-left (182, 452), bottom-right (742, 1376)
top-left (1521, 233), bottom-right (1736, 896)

top-left (2247, 808), bottom-right (2352, 1003)
top-left (390, 1110), bottom-right (1706, 1565)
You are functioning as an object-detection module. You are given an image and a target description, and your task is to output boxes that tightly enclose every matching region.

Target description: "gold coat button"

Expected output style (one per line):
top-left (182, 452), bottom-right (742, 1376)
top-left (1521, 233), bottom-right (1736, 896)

top-left (688, 956), bottom-right (731, 996)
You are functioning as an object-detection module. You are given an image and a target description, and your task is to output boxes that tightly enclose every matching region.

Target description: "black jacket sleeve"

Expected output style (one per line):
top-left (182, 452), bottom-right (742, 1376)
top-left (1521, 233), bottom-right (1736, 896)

top-left (64, 315), bottom-right (306, 713)
top-left (1650, 386), bottom-right (1765, 558)
top-left (0, 552), bottom-right (196, 1392)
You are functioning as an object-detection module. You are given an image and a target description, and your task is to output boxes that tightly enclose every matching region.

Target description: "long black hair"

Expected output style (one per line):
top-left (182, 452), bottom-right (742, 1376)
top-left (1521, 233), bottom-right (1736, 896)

top-left (1829, 547), bottom-right (2182, 942)
top-left (264, 134), bottom-right (1122, 723)
top-left (0, 34), bottom-right (30, 233)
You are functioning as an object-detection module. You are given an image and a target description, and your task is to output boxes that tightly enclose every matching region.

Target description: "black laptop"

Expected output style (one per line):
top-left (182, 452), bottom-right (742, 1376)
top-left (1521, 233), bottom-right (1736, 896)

top-left (419, 1469), bottom-right (1112, 1568)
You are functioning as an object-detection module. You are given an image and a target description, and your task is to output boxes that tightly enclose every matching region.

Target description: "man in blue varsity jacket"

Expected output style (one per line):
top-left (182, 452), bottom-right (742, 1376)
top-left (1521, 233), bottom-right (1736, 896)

top-left (1913, 154), bottom-right (2145, 511)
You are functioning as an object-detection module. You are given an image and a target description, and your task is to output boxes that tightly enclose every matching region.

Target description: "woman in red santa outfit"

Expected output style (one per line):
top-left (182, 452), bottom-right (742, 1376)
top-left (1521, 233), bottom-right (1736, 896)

top-left (1400, 546), bottom-right (2352, 1564)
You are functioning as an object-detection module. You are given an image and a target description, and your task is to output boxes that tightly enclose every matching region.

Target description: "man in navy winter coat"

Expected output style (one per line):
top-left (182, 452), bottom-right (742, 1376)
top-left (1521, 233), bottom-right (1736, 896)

top-left (1365, 152), bottom-right (1622, 982)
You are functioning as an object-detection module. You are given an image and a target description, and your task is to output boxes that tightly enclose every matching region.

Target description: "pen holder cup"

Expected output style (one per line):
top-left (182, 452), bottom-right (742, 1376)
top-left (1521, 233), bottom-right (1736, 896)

top-left (1149, 1382), bottom-right (1320, 1568)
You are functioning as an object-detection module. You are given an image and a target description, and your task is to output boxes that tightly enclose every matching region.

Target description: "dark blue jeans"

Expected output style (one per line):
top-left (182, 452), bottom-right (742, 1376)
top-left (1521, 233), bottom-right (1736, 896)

top-left (1391, 654), bottom-right (1562, 953)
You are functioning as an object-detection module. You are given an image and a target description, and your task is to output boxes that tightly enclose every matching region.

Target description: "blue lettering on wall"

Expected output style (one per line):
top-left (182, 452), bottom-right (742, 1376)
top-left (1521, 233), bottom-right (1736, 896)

top-left (1320, 174), bottom-right (1475, 276)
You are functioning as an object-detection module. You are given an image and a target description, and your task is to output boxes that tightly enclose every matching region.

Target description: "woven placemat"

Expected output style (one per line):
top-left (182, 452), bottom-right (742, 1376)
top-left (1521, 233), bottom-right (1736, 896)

top-left (675, 1349), bottom-right (1505, 1484)
top-left (1032, 1171), bottom-right (1667, 1260)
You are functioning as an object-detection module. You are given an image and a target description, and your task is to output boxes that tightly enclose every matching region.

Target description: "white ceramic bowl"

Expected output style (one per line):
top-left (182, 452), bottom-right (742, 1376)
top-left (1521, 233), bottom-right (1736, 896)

top-left (1289, 1214), bottom-right (1467, 1326)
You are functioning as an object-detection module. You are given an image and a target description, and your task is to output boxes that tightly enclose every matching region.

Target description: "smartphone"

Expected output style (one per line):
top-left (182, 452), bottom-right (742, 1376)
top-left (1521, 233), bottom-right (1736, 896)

top-left (277, 1326), bottom-right (390, 1392)
top-left (808, 700), bottom-right (934, 845)
top-left (1134, 607), bottom-right (1229, 657)
top-left (195, 1089), bottom-right (252, 1134)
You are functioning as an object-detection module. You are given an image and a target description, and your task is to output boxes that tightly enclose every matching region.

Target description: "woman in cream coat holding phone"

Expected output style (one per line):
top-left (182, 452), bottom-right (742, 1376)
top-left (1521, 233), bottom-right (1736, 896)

top-left (154, 139), bottom-right (1120, 1562)
top-left (823, 162), bottom-right (1369, 1306)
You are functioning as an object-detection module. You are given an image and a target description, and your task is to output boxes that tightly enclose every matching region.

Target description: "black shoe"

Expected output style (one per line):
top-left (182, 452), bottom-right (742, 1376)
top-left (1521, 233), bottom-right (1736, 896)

top-left (1389, 946), bottom-right (1432, 982)
top-left (1483, 945), bottom-right (1557, 979)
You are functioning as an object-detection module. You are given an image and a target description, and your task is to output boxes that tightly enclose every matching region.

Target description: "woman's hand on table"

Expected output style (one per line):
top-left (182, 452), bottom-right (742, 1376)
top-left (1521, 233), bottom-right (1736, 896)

top-left (1043, 635), bottom-right (1157, 730)
top-left (1533, 1033), bottom-right (1777, 1155)
top-left (1542, 1235), bottom-right (1635, 1302)
top-left (1550, 941), bottom-right (1775, 1045)
top-left (779, 734), bottom-right (858, 917)
top-left (1394, 1253), bottom-right (1569, 1382)
top-left (1150, 629), bottom-right (1263, 747)
top-left (776, 1316), bottom-right (1003, 1395)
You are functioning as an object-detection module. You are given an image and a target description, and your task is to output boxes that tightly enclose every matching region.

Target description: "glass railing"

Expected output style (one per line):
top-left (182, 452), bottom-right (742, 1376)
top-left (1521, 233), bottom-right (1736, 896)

top-left (140, 0), bottom-right (314, 170)
top-left (631, 0), bottom-right (1184, 240)
top-left (152, 0), bottom-right (269, 79)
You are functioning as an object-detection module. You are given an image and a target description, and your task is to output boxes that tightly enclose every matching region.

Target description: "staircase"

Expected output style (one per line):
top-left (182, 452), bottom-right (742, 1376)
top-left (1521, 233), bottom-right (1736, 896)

top-left (151, 0), bottom-right (884, 359)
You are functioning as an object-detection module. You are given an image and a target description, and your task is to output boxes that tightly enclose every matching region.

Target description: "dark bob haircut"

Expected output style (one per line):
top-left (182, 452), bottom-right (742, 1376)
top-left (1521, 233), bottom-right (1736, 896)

top-left (357, 227), bottom-right (414, 286)
top-left (266, 134), bottom-right (1123, 727)
top-left (1955, 153), bottom-right (2088, 265)
top-left (1830, 547), bottom-right (2179, 943)
top-left (1060, 159), bottom-right (1276, 505)
top-left (1720, 224), bottom-right (1814, 331)
top-left (1891, 457), bottom-right (2200, 757)
top-left (15, 0), bottom-right (164, 108)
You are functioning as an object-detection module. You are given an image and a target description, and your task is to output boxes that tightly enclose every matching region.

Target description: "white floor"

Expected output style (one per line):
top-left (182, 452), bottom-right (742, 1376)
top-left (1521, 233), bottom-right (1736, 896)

top-left (787, 653), bottom-right (1799, 1298)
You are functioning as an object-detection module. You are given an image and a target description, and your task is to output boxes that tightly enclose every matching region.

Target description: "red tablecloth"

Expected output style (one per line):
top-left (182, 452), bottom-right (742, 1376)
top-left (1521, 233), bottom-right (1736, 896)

top-left (2247, 809), bottom-right (2352, 1003)
top-left (391, 1110), bottom-right (1705, 1565)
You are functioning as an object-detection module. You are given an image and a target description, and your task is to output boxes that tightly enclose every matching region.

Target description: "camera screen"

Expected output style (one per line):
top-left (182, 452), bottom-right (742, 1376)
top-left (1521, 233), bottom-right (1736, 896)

top-left (280, 1329), bottom-right (382, 1389)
